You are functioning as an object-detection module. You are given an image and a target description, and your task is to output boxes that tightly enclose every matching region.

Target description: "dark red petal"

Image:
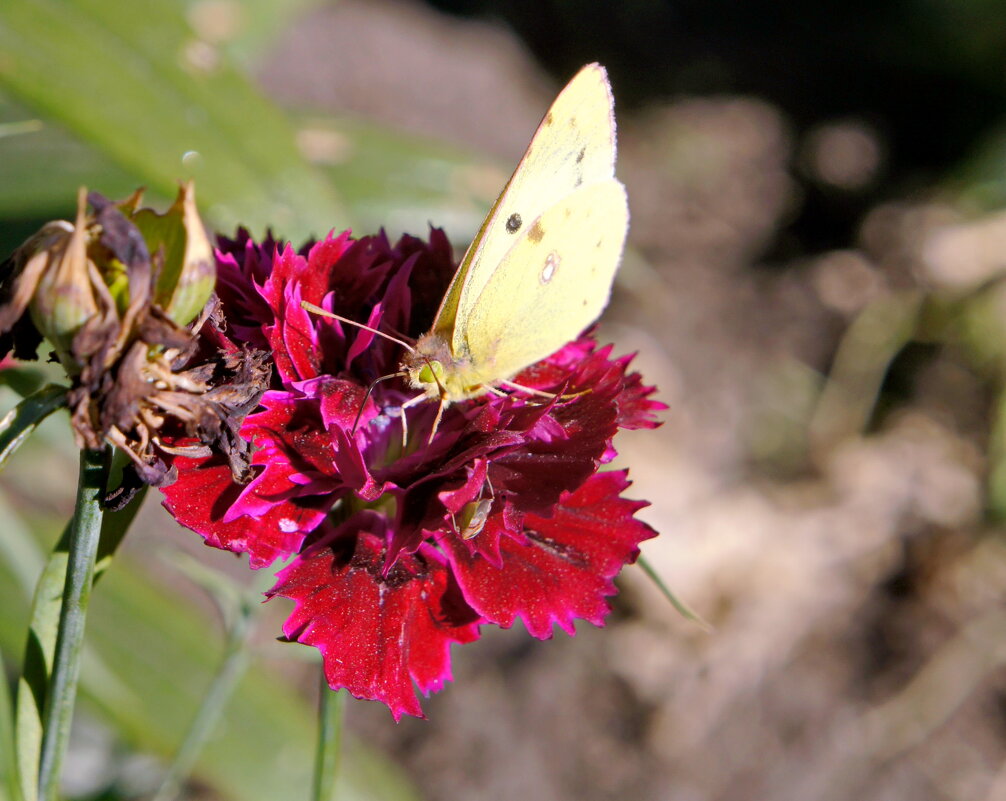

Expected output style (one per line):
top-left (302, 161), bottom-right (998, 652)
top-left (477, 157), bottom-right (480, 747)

top-left (437, 459), bottom-right (488, 515)
top-left (242, 381), bottom-right (380, 499)
top-left (490, 387), bottom-right (618, 515)
top-left (161, 453), bottom-right (329, 567)
top-left (271, 517), bottom-right (482, 720)
top-left (213, 246), bottom-right (272, 348)
top-left (444, 470), bottom-right (656, 639)
top-left (611, 354), bottom-right (666, 430)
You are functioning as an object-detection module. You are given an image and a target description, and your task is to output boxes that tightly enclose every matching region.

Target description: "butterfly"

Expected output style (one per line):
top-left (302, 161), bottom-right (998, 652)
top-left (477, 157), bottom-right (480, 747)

top-left (306, 63), bottom-right (628, 440)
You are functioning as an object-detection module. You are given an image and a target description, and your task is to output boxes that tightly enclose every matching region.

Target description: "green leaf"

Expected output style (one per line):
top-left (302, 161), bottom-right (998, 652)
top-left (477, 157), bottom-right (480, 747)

top-left (637, 555), bottom-right (712, 632)
top-left (0, 503), bottom-right (420, 801)
top-left (0, 364), bottom-right (58, 401)
top-left (301, 112), bottom-right (500, 243)
top-left (312, 682), bottom-right (347, 801)
top-left (13, 480), bottom-right (143, 801)
top-left (0, 119), bottom-right (42, 139)
top-left (0, 94), bottom-right (142, 222)
top-left (0, 645), bottom-right (25, 801)
top-left (148, 559), bottom-right (261, 801)
top-left (0, 385), bottom-right (68, 473)
top-left (0, 0), bottom-right (348, 243)
top-left (0, 489), bottom-right (47, 600)
top-left (808, 290), bottom-right (923, 452)
top-left (13, 521), bottom-right (67, 801)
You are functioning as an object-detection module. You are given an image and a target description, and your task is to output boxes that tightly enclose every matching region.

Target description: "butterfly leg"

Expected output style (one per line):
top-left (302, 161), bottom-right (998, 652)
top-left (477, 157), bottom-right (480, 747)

top-left (399, 392), bottom-right (428, 450)
top-left (498, 378), bottom-right (590, 401)
top-left (426, 397), bottom-right (447, 444)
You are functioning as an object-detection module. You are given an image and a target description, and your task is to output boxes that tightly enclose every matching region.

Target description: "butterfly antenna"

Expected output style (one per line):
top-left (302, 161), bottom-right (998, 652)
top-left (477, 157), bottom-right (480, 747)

top-left (301, 301), bottom-right (422, 438)
top-left (352, 371), bottom-right (407, 435)
top-left (301, 300), bottom-right (416, 353)
top-left (399, 392), bottom-right (429, 450)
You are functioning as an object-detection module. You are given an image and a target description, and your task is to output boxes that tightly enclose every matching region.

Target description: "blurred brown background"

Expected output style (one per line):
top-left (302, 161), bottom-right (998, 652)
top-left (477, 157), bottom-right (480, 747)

top-left (247, 1), bottom-right (1006, 799)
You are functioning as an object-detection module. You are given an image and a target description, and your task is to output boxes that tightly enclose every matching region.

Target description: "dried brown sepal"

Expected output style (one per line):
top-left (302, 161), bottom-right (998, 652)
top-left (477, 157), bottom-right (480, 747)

top-left (1, 185), bottom-right (268, 492)
top-left (72, 298), bottom-right (271, 490)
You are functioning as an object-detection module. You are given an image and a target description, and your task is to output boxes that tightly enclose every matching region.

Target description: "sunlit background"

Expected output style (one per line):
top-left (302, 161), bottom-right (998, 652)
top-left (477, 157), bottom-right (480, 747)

top-left (3, 1), bottom-right (1006, 800)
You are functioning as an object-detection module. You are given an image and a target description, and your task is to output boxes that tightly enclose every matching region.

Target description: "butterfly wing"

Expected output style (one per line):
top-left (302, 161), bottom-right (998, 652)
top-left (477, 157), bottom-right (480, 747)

top-left (433, 63), bottom-right (620, 351)
top-left (458, 179), bottom-right (629, 385)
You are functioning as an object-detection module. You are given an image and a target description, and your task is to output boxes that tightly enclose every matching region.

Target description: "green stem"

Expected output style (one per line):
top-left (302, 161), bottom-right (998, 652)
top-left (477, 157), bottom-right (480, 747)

top-left (36, 447), bottom-right (109, 801)
top-left (311, 674), bottom-right (345, 801)
top-left (150, 598), bottom-right (254, 801)
top-left (637, 554), bottom-right (713, 632)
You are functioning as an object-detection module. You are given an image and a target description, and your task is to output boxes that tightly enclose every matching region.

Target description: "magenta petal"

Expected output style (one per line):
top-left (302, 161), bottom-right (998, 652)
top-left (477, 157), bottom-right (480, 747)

top-left (437, 459), bottom-right (488, 515)
top-left (160, 224), bottom-right (664, 720)
top-left (260, 245), bottom-right (316, 383)
top-left (271, 518), bottom-right (482, 720)
top-left (241, 382), bottom-right (376, 496)
top-left (276, 283), bottom-right (322, 383)
top-left (303, 231), bottom-right (355, 302)
top-left (161, 454), bottom-right (328, 567)
top-left (445, 471), bottom-right (656, 638)
top-left (344, 302), bottom-right (383, 369)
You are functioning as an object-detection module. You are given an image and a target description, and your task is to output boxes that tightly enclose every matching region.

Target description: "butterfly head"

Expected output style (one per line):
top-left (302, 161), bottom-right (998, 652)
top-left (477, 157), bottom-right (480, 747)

top-left (403, 331), bottom-right (485, 404)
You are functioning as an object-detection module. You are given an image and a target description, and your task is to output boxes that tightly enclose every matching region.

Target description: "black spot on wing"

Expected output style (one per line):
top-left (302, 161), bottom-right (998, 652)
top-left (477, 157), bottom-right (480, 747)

top-left (505, 213), bottom-right (522, 234)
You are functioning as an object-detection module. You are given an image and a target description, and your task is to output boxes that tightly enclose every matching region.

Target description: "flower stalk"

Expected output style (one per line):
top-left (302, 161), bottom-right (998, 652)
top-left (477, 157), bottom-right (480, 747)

top-left (36, 446), bottom-right (110, 801)
top-left (312, 677), bottom-right (346, 801)
top-left (151, 594), bottom-right (255, 801)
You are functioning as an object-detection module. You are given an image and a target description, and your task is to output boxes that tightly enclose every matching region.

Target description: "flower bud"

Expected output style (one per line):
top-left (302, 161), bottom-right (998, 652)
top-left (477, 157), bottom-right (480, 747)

top-left (20, 190), bottom-right (100, 373)
top-left (131, 182), bottom-right (215, 327)
top-left (0, 184), bottom-right (249, 490)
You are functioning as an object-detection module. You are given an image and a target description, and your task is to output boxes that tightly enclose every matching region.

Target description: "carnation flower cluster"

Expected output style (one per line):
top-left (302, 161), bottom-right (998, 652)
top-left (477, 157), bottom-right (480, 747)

top-left (161, 227), bottom-right (663, 719)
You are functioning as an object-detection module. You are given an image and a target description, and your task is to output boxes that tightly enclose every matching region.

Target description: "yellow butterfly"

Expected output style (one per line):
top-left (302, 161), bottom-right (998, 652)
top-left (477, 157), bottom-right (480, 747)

top-left (403, 63), bottom-right (627, 418)
top-left (306, 63), bottom-right (628, 438)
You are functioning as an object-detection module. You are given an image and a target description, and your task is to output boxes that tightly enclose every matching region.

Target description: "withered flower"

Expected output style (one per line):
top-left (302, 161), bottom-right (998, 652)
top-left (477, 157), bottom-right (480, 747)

top-left (0, 185), bottom-right (270, 489)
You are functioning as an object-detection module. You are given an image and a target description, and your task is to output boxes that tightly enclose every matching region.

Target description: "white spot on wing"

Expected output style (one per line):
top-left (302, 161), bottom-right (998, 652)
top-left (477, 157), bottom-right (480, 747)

top-left (541, 252), bottom-right (560, 284)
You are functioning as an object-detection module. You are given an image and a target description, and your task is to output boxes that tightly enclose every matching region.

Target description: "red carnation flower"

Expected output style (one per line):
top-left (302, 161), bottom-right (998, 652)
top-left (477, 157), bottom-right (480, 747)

top-left (161, 228), bottom-right (663, 719)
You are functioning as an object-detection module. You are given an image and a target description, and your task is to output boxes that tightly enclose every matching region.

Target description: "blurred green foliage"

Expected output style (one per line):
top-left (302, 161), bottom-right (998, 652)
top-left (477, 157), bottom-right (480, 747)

top-left (0, 0), bottom-right (346, 243)
top-left (0, 0), bottom-right (494, 256)
top-left (0, 1), bottom-right (488, 799)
